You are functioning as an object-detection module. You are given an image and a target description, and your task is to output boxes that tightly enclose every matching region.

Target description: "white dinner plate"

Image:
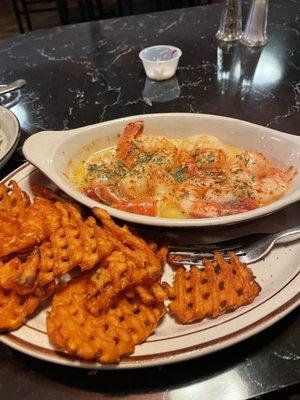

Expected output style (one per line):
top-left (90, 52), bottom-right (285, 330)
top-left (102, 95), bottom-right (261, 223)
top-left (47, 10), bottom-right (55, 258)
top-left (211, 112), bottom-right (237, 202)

top-left (0, 163), bottom-right (299, 369)
top-left (0, 107), bottom-right (20, 169)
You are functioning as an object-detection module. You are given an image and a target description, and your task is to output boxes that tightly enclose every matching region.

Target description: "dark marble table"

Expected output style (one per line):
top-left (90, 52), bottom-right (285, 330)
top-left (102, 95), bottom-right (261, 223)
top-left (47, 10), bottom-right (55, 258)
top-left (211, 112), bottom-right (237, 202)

top-left (0, 0), bottom-right (299, 398)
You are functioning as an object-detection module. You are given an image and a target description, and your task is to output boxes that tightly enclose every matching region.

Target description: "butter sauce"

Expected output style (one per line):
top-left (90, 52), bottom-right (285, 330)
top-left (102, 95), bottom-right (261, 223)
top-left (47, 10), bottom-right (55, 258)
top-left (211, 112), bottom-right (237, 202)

top-left (69, 128), bottom-right (295, 218)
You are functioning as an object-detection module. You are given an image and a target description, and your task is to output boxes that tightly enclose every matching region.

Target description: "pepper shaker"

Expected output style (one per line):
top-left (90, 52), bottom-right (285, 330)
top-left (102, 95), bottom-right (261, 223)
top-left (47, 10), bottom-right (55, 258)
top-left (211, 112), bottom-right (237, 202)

top-left (216, 0), bottom-right (242, 42)
top-left (240, 0), bottom-right (268, 47)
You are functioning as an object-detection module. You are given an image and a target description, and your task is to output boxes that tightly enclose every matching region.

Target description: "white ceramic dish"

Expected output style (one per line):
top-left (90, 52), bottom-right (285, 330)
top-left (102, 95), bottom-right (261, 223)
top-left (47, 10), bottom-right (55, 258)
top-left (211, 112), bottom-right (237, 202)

top-left (0, 106), bottom-right (20, 169)
top-left (23, 113), bottom-right (300, 227)
top-left (0, 163), bottom-right (299, 369)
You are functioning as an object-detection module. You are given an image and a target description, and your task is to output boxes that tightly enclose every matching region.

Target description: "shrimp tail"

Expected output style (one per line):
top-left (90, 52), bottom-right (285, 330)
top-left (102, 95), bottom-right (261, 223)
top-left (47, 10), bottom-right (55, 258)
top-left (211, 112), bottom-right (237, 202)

top-left (116, 121), bottom-right (144, 168)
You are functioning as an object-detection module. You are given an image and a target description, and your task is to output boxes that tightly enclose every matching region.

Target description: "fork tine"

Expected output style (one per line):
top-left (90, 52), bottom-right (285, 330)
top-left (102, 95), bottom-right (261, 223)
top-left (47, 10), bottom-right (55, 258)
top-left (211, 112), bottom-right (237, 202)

top-left (167, 254), bottom-right (232, 267)
top-left (169, 260), bottom-right (206, 267)
top-left (170, 249), bottom-right (246, 257)
top-left (167, 249), bottom-right (246, 267)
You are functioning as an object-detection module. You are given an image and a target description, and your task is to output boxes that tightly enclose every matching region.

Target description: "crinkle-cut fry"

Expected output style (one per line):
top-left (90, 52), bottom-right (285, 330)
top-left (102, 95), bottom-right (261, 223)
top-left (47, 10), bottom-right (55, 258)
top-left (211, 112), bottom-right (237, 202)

top-left (47, 274), bottom-right (165, 364)
top-left (84, 239), bottom-right (163, 317)
top-left (165, 251), bottom-right (261, 323)
top-left (0, 180), bottom-right (29, 219)
top-left (0, 282), bottom-right (55, 331)
top-left (0, 217), bottom-right (114, 295)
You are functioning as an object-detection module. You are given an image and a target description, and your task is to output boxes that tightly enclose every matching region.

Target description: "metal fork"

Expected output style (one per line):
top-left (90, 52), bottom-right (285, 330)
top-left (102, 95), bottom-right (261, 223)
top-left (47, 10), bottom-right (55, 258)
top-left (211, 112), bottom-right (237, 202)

top-left (167, 226), bottom-right (300, 266)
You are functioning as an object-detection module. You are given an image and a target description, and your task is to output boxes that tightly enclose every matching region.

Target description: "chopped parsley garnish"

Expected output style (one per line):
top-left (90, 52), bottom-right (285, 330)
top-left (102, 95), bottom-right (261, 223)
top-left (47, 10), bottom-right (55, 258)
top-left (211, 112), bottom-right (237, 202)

top-left (195, 151), bottom-right (215, 165)
top-left (232, 182), bottom-right (254, 198)
top-left (153, 155), bottom-right (165, 165)
top-left (87, 163), bottom-right (99, 172)
top-left (236, 153), bottom-right (250, 165)
top-left (87, 162), bottom-right (126, 180)
top-left (171, 167), bottom-right (188, 182)
top-left (206, 152), bottom-right (215, 163)
top-left (138, 152), bottom-right (154, 163)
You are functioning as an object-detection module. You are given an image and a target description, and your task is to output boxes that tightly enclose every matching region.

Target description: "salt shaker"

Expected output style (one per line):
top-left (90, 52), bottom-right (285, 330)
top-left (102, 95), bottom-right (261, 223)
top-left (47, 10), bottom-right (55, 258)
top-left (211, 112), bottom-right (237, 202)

top-left (216, 0), bottom-right (242, 42)
top-left (240, 0), bottom-right (268, 47)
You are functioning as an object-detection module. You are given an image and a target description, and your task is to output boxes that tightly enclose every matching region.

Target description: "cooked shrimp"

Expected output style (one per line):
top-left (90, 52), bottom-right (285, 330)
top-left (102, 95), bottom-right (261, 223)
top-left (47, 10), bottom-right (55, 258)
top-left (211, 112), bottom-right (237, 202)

top-left (84, 149), bottom-right (121, 186)
top-left (116, 121), bottom-right (179, 171)
top-left (178, 183), bottom-right (208, 217)
top-left (231, 150), bottom-right (275, 178)
top-left (253, 166), bottom-right (296, 205)
top-left (116, 121), bottom-right (144, 168)
top-left (72, 123), bottom-right (296, 219)
top-left (181, 135), bottom-right (224, 153)
top-left (94, 185), bottom-right (156, 216)
top-left (188, 200), bottom-right (221, 218)
top-left (185, 148), bottom-right (228, 175)
top-left (220, 198), bottom-right (258, 215)
top-left (119, 173), bottom-right (154, 198)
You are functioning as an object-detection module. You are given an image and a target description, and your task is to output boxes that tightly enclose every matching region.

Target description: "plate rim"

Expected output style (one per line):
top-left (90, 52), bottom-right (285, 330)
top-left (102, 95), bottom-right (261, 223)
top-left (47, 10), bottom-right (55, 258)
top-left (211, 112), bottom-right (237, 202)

top-left (1, 283), bottom-right (298, 370)
top-left (0, 106), bottom-right (21, 168)
top-left (0, 162), bottom-right (299, 369)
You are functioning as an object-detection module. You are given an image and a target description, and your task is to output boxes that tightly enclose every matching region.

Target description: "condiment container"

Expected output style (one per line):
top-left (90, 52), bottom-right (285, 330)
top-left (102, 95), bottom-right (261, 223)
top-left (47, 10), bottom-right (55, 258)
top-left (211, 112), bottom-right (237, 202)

top-left (216, 0), bottom-right (242, 42)
top-left (139, 45), bottom-right (182, 81)
top-left (240, 0), bottom-right (268, 47)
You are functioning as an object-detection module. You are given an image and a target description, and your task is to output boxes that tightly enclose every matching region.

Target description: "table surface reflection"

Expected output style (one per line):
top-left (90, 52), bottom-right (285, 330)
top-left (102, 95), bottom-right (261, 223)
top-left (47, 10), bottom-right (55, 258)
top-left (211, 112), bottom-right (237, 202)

top-left (0, 0), bottom-right (299, 398)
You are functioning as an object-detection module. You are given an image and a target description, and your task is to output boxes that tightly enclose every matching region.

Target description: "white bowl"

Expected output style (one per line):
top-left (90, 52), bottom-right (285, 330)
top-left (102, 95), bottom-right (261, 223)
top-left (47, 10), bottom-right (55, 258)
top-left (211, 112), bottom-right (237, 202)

top-left (23, 113), bottom-right (300, 227)
top-left (0, 107), bottom-right (20, 169)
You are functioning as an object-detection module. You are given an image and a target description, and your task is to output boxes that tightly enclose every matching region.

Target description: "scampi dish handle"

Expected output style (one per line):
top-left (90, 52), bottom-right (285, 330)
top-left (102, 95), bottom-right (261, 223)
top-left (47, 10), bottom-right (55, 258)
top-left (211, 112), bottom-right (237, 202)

top-left (23, 129), bottom-right (79, 174)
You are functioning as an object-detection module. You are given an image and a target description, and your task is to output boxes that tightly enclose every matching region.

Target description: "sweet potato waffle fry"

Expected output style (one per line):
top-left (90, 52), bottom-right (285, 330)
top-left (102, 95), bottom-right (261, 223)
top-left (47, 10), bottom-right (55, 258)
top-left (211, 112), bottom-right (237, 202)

top-left (93, 208), bottom-right (164, 272)
top-left (47, 274), bottom-right (165, 364)
top-left (0, 282), bottom-right (55, 331)
top-left (164, 252), bottom-right (261, 323)
top-left (0, 181), bottom-right (29, 219)
top-left (124, 282), bottom-right (169, 305)
top-left (85, 245), bottom-right (164, 316)
top-left (82, 208), bottom-right (165, 316)
top-left (0, 216), bottom-right (113, 295)
top-left (0, 198), bottom-right (65, 258)
top-left (0, 181), bottom-right (84, 258)
top-left (0, 180), bottom-right (263, 364)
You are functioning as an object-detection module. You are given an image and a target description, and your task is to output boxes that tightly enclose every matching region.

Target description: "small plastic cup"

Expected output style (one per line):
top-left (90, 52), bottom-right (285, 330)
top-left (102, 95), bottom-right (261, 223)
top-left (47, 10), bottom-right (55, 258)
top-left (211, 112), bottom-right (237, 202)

top-left (139, 45), bottom-right (182, 81)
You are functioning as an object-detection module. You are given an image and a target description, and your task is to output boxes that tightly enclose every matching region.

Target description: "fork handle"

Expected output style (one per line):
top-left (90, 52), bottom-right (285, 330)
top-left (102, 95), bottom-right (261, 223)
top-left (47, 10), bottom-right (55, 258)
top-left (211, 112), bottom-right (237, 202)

top-left (0, 79), bottom-right (26, 95)
top-left (271, 226), bottom-right (300, 244)
top-left (245, 226), bottom-right (300, 264)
